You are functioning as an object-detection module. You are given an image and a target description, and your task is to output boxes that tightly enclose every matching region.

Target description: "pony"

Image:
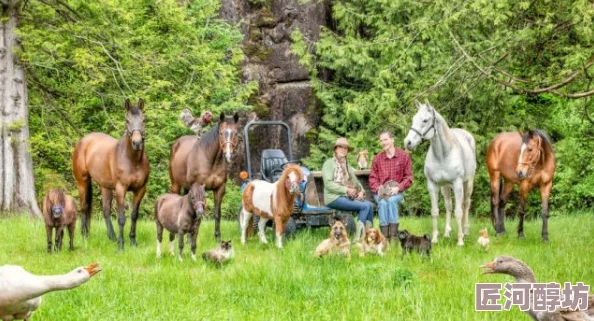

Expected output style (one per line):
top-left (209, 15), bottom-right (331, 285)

top-left (404, 100), bottom-right (477, 246)
top-left (169, 112), bottom-right (240, 242)
top-left (42, 189), bottom-right (77, 253)
top-left (72, 98), bottom-right (150, 250)
top-left (486, 129), bottom-right (555, 241)
top-left (239, 164), bottom-right (303, 249)
top-left (154, 183), bottom-right (206, 261)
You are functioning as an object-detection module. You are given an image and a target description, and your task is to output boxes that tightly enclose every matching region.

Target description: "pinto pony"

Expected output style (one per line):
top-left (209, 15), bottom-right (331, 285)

top-left (486, 129), bottom-right (556, 241)
top-left (240, 164), bottom-right (303, 249)
top-left (42, 189), bottom-right (77, 253)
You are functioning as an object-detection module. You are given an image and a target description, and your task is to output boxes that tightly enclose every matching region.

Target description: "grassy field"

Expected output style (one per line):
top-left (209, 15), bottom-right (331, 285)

top-left (1, 213), bottom-right (593, 321)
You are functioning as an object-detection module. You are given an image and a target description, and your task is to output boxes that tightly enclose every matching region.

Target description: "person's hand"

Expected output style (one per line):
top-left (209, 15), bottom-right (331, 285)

top-left (356, 191), bottom-right (365, 200)
top-left (346, 187), bottom-right (357, 198)
top-left (390, 186), bottom-right (400, 196)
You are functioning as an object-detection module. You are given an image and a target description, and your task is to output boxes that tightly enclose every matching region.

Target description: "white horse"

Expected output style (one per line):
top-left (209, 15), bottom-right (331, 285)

top-left (403, 101), bottom-right (476, 246)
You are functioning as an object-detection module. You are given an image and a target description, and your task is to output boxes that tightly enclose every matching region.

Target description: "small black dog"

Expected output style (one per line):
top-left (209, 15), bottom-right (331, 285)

top-left (398, 230), bottom-right (431, 257)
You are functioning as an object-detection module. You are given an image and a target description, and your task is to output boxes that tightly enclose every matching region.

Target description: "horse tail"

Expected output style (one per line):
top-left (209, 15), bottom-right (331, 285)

top-left (85, 179), bottom-right (92, 213)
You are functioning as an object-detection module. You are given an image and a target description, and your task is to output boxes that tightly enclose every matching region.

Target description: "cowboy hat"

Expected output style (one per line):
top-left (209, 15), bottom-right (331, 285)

top-left (334, 137), bottom-right (354, 152)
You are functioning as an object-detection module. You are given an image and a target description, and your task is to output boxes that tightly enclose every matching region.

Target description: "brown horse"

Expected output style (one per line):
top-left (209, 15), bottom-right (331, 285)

top-left (486, 129), bottom-right (556, 241)
top-left (42, 189), bottom-right (77, 253)
top-left (72, 98), bottom-right (150, 250)
top-left (169, 112), bottom-right (239, 242)
top-left (155, 183), bottom-right (206, 261)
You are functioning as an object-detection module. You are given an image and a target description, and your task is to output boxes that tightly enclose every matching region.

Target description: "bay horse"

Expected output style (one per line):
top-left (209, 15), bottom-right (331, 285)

top-left (72, 98), bottom-right (150, 250)
top-left (239, 164), bottom-right (303, 249)
top-left (486, 129), bottom-right (555, 241)
top-left (169, 112), bottom-right (240, 242)
top-left (42, 189), bottom-right (77, 253)
top-left (154, 183), bottom-right (206, 261)
top-left (404, 100), bottom-right (477, 246)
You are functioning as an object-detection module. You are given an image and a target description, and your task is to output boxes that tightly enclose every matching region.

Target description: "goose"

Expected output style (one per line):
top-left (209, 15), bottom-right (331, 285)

top-left (481, 256), bottom-right (594, 321)
top-left (0, 263), bottom-right (101, 321)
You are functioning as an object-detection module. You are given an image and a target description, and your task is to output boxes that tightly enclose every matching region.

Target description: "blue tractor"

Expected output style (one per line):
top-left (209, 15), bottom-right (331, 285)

top-left (237, 120), bottom-right (356, 239)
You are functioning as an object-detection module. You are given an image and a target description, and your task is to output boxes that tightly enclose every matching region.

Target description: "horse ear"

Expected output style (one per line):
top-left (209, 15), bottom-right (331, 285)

top-left (125, 98), bottom-right (132, 111)
top-left (219, 112), bottom-right (225, 122)
top-left (233, 112), bottom-right (239, 124)
top-left (414, 100), bottom-right (422, 109)
top-left (137, 99), bottom-right (144, 111)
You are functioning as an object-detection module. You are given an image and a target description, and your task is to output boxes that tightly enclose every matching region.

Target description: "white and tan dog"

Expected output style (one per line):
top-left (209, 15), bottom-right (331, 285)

top-left (357, 227), bottom-right (388, 257)
top-left (315, 216), bottom-right (351, 258)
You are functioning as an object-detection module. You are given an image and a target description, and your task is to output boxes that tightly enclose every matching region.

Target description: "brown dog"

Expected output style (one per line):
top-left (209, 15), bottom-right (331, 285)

top-left (315, 216), bottom-right (351, 258)
top-left (357, 227), bottom-right (388, 257)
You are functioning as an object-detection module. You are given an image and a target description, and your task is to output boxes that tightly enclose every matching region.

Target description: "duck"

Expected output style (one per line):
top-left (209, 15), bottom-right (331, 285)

top-left (477, 228), bottom-right (490, 251)
top-left (481, 256), bottom-right (594, 321)
top-left (0, 263), bottom-right (101, 321)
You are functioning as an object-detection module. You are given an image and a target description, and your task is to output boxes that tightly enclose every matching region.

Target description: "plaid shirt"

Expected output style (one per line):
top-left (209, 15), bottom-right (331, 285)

top-left (369, 149), bottom-right (413, 194)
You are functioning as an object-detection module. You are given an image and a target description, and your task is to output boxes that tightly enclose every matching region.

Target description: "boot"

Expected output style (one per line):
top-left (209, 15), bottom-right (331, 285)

top-left (389, 223), bottom-right (399, 243)
top-left (380, 225), bottom-right (389, 240)
top-left (354, 221), bottom-right (365, 243)
top-left (365, 221), bottom-right (373, 232)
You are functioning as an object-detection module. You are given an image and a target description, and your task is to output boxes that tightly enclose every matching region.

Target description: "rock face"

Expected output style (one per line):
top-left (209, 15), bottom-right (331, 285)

top-left (220, 0), bottom-right (329, 177)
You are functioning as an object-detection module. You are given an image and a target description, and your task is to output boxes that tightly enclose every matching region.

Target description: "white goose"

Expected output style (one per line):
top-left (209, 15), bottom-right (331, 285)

top-left (0, 263), bottom-right (101, 321)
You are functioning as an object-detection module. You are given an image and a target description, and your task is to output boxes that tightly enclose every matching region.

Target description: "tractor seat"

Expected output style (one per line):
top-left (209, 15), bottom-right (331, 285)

top-left (261, 149), bottom-right (288, 182)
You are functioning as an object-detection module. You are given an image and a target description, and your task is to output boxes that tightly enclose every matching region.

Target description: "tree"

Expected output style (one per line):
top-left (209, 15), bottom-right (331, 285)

top-left (0, 0), bottom-right (41, 217)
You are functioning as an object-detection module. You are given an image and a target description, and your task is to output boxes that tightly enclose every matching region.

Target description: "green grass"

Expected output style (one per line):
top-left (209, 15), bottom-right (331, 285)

top-left (1, 213), bottom-right (593, 320)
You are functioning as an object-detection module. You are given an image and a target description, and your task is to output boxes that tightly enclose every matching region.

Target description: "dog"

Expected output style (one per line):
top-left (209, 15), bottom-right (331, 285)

top-left (398, 230), bottom-right (431, 257)
top-left (315, 216), bottom-right (351, 258)
top-left (180, 109), bottom-right (213, 136)
top-left (477, 228), bottom-right (490, 251)
top-left (357, 227), bottom-right (388, 257)
top-left (356, 150), bottom-right (369, 170)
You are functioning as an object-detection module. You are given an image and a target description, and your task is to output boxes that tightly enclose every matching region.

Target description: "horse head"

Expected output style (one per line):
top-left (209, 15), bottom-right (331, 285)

top-left (125, 98), bottom-right (146, 151)
top-left (404, 100), bottom-right (437, 150)
top-left (517, 130), bottom-right (545, 179)
top-left (48, 189), bottom-right (66, 219)
top-left (189, 183), bottom-right (206, 218)
top-left (283, 164), bottom-right (303, 195)
top-left (217, 112), bottom-right (240, 164)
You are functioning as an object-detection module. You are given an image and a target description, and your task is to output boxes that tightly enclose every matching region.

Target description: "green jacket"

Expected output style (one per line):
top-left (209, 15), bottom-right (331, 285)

top-left (322, 157), bottom-right (364, 205)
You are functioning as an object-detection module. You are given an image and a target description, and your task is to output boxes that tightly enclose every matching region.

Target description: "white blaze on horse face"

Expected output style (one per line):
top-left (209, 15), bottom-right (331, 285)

top-left (224, 128), bottom-right (233, 163)
top-left (288, 171), bottom-right (300, 194)
top-left (517, 143), bottom-right (528, 177)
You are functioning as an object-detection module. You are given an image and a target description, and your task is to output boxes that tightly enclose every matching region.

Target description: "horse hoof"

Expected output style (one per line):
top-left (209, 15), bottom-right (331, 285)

top-left (518, 234), bottom-right (525, 240)
top-left (457, 242), bottom-right (464, 247)
top-left (542, 238), bottom-right (549, 243)
top-left (130, 239), bottom-right (137, 247)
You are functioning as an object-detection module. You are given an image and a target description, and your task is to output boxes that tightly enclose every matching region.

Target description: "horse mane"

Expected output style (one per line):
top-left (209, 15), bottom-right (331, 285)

top-left (273, 164), bottom-right (303, 218)
top-left (427, 104), bottom-right (456, 144)
top-left (199, 122), bottom-right (219, 149)
top-left (48, 189), bottom-right (65, 206)
top-left (523, 129), bottom-right (554, 164)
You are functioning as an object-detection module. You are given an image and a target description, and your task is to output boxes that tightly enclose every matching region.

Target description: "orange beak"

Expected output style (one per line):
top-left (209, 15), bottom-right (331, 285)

top-left (480, 261), bottom-right (495, 274)
top-left (84, 262), bottom-right (101, 277)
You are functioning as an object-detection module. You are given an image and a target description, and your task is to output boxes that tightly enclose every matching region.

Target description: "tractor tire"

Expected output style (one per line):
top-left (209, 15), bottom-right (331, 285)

top-left (273, 217), bottom-right (297, 240)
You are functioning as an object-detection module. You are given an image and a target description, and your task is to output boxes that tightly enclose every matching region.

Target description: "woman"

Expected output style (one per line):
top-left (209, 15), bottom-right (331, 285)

top-left (322, 137), bottom-right (374, 242)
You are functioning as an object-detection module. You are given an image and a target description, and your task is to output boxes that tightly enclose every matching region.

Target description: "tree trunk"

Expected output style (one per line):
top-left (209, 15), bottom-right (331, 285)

top-left (0, 0), bottom-right (41, 217)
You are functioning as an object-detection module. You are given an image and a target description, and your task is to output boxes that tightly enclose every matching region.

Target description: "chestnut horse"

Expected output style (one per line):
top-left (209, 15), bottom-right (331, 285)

top-left (42, 189), bottom-right (77, 253)
top-left (486, 129), bottom-right (555, 241)
top-left (169, 112), bottom-right (239, 242)
top-left (239, 164), bottom-right (303, 249)
top-left (72, 98), bottom-right (150, 250)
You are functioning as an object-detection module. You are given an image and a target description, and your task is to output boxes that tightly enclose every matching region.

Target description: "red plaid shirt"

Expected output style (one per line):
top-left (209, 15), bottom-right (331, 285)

top-left (369, 149), bottom-right (413, 194)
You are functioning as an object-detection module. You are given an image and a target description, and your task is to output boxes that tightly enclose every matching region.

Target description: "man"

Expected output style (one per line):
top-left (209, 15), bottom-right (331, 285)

top-left (369, 130), bottom-right (413, 241)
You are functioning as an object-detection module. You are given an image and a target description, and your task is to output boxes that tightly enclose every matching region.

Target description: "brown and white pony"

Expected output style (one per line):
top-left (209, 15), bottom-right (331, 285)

top-left (239, 164), bottom-right (303, 249)
top-left (42, 189), bottom-right (77, 253)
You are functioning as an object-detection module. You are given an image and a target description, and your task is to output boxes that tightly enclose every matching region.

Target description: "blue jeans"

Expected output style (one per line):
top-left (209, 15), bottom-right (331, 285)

top-left (374, 193), bottom-right (404, 226)
top-left (327, 197), bottom-right (374, 223)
